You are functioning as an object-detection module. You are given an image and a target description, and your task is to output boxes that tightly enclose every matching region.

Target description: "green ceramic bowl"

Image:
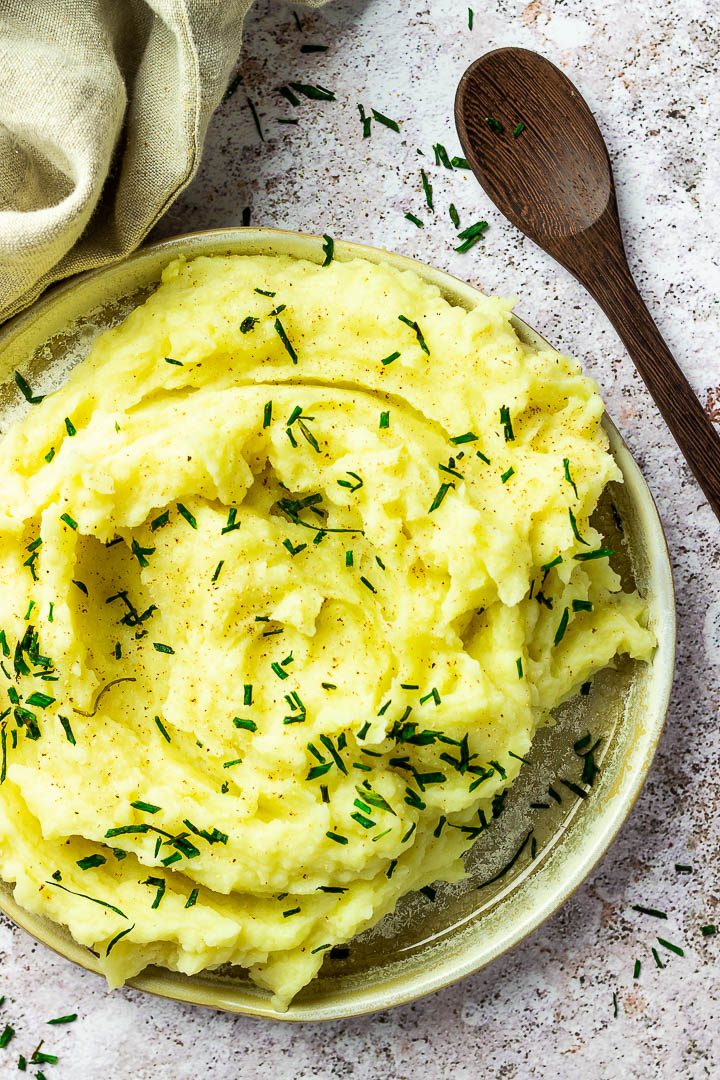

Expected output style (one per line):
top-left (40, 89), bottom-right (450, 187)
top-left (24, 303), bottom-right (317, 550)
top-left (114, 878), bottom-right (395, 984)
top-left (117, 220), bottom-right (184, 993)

top-left (0, 229), bottom-right (675, 1021)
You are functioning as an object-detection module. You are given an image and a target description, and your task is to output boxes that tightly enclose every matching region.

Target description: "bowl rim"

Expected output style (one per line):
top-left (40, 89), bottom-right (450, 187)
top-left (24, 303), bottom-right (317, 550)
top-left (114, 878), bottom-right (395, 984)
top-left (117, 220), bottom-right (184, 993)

top-left (0, 226), bottom-right (676, 1022)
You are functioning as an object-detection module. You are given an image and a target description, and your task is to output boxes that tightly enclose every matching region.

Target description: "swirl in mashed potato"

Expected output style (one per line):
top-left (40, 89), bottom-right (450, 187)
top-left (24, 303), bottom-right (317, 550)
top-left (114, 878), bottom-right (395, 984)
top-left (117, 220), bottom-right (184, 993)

top-left (0, 253), bottom-right (654, 1008)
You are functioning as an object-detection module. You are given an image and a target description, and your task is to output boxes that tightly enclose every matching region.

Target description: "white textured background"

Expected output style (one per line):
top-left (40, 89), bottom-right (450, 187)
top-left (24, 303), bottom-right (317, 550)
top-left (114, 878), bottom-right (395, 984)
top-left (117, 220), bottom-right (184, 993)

top-left (2, 1), bottom-right (719, 1077)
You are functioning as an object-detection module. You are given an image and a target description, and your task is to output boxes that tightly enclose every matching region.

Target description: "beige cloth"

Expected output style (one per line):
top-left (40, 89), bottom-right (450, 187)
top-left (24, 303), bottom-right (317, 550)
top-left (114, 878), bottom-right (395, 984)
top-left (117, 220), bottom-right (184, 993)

top-left (0, 0), bottom-right (321, 324)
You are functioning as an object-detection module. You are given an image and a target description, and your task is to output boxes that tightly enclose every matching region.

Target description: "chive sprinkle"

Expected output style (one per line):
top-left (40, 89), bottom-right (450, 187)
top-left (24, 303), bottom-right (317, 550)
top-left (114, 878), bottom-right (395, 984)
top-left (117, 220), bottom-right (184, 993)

top-left (574, 547), bottom-right (613, 562)
top-left (60, 512), bottom-right (78, 530)
top-left (263, 401), bottom-right (273, 427)
top-left (45, 879), bottom-right (128, 919)
top-left (176, 503), bottom-right (197, 529)
top-left (501, 466), bottom-right (514, 484)
top-left (568, 507), bottom-right (589, 545)
top-left (701, 925), bottom-right (717, 936)
top-left (449, 203), bottom-right (460, 228)
top-left (288, 81), bottom-right (336, 102)
top-left (0, 1025), bottom-right (14, 1048)
top-left (58, 717), bottom-right (75, 743)
top-left (152, 642), bottom-right (174, 654)
top-left (632, 904), bottom-right (667, 919)
top-left (371, 109), bottom-right (400, 132)
top-left (467, 7), bottom-right (473, 28)
top-left (47, 1015), bottom-right (77, 1025)
top-left (211, 560), bottom-right (224, 583)
top-left (64, 416), bottom-right (77, 437)
top-left (513, 121), bottom-right (525, 137)
top-left (234, 717), bottom-right (257, 732)
top-left (153, 715), bottom-right (171, 742)
top-left (240, 316), bottom-right (258, 334)
top-left (485, 117), bottom-right (503, 133)
top-left (77, 854), bottom-right (106, 870)
top-left (405, 212), bottom-right (424, 228)
top-left (633, 959), bottom-right (641, 979)
top-left (274, 317), bottom-right (298, 362)
top-left (398, 314), bottom-right (430, 354)
top-left (150, 510), bottom-right (170, 531)
top-left (186, 888), bottom-right (199, 908)
top-left (499, 405), bottom-right (514, 441)
top-left (357, 103), bottom-right (372, 137)
top-left (516, 657), bottom-right (523, 678)
top-left (429, 483), bottom-right (453, 512)
top-left (420, 168), bottom-right (433, 211)
top-left (563, 457), bottom-right (578, 497)
top-left (165, 356), bottom-right (183, 365)
top-left (657, 937), bottom-right (684, 957)
top-left (131, 800), bottom-right (161, 814)
top-left (106, 923), bottom-right (134, 956)
top-left (143, 876), bottom-right (166, 909)
top-left (321, 234), bottom-right (334, 266)
top-left (15, 370), bottom-right (44, 403)
top-left (326, 831), bottom-right (349, 845)
top-left (379, 411), bottom-right (389, 429)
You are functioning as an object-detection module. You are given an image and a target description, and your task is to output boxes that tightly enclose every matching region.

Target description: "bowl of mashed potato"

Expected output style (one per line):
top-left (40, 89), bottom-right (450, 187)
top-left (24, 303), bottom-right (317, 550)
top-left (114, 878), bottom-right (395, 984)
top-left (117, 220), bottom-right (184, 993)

top-left (0, 229), bottom-right (675, 1019)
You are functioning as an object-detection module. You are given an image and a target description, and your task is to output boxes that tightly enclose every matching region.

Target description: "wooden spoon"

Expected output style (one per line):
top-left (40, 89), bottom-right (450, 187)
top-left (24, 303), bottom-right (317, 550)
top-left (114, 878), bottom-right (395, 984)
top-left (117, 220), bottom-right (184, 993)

top-left (455, 47), bottom-right (720, 521)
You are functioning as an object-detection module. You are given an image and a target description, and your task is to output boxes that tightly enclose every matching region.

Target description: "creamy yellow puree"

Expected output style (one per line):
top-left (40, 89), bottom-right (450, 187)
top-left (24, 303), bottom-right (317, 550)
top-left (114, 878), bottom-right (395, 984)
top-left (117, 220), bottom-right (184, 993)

top-left (0, 254), bottom-right (654, 1008)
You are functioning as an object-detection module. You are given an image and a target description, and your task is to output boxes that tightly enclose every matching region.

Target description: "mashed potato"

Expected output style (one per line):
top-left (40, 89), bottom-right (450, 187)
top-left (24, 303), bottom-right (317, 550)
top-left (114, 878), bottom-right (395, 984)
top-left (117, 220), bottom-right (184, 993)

top-left (0, 253), bottom-right (654, 1009)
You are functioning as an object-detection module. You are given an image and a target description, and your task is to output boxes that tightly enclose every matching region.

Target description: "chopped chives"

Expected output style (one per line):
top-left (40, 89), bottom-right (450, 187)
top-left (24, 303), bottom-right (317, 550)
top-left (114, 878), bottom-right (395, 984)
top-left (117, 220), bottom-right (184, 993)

top-left (154, 715), bottom-right (171, 742)
top-left (131, 800), bottom-right (161, 814)
top-left (59, 717), bottom-right (76, 743)
top-left (283, 907), bottom-right (301, 918)
top-left (449, 203), bottom-right (460, 228)
top-left (60, 512), bottom-right (78, 530)
top-left (485, 117), bottom-right (503, 133)
top-left (657, 937), bottom-right (684, 957)
top-left (321, 234), bottom-right (334, 266)
top-left (263, 401), bottom-right (272, 427)
top-left (64, 417), bottom-right (77, 436)
top-left (553, 607), bottom-right (570, 646)
top-left (234, 717), bottom-right (257, 732)
top-left (405, 212), bottom-right (424, 228)
top-left (513, 121), bottom-right (525, 137)
top-left (186, 888), bottom-right (199, 908)
top-left (632, 904), bottom-right (667, 919)
top-left (150, 510), bottom-right (170, 531)
top-left (47, 1014), bottom-right (78, 1025)
top-left (165, 357), bottom-right (183, 365)
top-left (501, 466), bottom-right (514, 484)
top-left (429, 482), bottom-right (453, 512)
top-left (240, 316), bottom-right (258, 334)
top-left (516, 657), bottom-right (523, 678)
top-left (633, 958), bottom-right (641, 979)
top-left (568, 507), bottom-right (589, 545)
top-left (574, 548), bottom-right (613, 562)
top-left (360, 576), bottom-right (376, 593)
top-left (450, 432), bottom-right (477, 445)
top-left (379, 411), bottom-right (389, 429)
top-left (152, 642), bottom-right (174, 654)
top-left (15, 370), bottom-right (44, 403)
top-left (468, 7), bottom-right (473, 28)
top-left (357, 103), bottom-right (372, 137)
top-left (371, 109), bottom-right (400, 132)
top-left (106, 923), bottom-right (134, 956)
top-left (572, 599), bottom-right (593, 612)
top-left (274, 317), bottom-right (298, 363)
top-left (143, 876), bottom-right (166, 909)
top-left (77, 854), bottom-right (106, 870)
top-left (326, 831), bottom-right (348, 845)
top-left (420, 168), bottom-right (433, 211)
top-left (499, 405), bottom-right (514, 441)
top-left (563, 457), bottom-right (578, 497)
top-left (176, 503), bottom-right (197, 529)
top-left (211, 560), bottom-right (224, 583)
top-left (398, 314), bottom-right (430, 354)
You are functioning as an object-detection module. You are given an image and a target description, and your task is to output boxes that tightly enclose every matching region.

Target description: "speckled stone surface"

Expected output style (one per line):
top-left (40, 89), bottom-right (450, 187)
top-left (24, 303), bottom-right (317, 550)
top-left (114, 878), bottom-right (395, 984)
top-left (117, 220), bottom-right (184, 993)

top-left (1, 1), bottom-right (719, 1076)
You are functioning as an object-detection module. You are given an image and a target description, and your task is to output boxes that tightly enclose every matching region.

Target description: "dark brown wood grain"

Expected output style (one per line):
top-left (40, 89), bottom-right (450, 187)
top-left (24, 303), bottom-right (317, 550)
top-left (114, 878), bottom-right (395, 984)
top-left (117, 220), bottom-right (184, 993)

top-left (455, 47), bottom-right (720, 521)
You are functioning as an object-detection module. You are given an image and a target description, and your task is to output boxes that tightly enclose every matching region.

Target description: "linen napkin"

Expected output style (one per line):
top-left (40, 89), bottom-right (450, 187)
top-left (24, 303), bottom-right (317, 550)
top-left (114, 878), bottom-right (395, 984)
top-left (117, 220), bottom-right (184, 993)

top-left (0, 0), bottom-right (322, 324)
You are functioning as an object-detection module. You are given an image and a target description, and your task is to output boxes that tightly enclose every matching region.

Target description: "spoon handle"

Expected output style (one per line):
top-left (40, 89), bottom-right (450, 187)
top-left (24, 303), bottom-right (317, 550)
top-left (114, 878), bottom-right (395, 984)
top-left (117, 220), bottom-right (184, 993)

top-left (573, 240), bottom-right (720, 520)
